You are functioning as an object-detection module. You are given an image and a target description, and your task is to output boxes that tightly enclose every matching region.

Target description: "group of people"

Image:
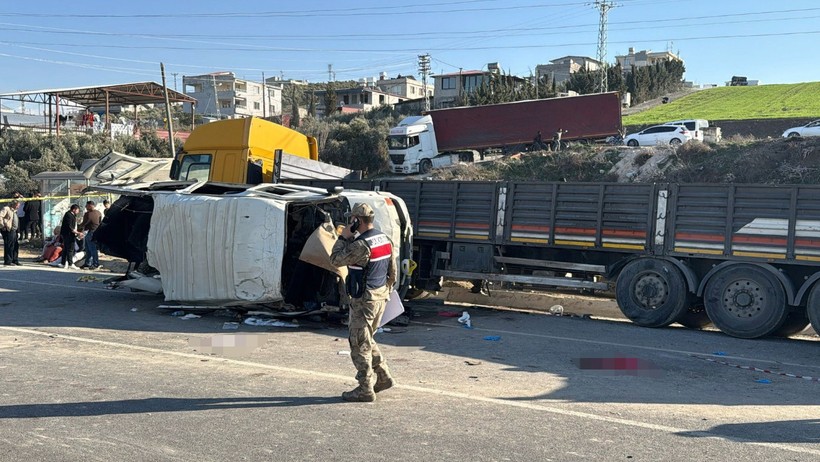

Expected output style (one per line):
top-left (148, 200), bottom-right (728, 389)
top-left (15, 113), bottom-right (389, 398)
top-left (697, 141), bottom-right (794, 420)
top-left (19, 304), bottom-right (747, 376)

top-left (1, 195), bottom-right (110, 269)
top-left (533, 129), bottom-right (569, 152)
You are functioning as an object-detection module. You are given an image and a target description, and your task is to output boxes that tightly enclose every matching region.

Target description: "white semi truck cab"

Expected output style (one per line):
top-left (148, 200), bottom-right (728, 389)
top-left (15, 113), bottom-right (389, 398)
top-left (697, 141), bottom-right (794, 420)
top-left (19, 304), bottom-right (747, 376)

top-left (388, 115), bottom-right (439, 174)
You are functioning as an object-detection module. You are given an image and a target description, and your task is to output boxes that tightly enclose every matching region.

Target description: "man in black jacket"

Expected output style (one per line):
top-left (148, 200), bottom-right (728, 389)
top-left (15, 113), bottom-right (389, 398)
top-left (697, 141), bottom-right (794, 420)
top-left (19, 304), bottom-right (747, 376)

top-left (60, 204), bottom-right (84, 269)
top-left (23, 192), bottom-right (42, 240)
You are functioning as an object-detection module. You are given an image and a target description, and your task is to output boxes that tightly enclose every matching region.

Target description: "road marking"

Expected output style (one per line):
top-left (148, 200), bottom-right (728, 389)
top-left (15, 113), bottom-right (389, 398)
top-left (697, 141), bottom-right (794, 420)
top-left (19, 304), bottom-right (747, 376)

top-left (1, 325), bottom-right (818, 457)
top-left (1, 275), bottom-right (816, 370)
top-left (413, 321), bottom-right (820, 371)
top-left (0, 277), bottom-right (121, 294)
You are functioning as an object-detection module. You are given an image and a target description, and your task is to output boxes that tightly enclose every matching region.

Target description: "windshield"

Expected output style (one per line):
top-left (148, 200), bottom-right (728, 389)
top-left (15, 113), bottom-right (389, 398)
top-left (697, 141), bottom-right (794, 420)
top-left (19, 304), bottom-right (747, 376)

top-left (178, 154), bottom-right (212, 182)
top-left (388, 135), bottom-right (408, 150)
top-left (388, 135), bottom-right (420, 150)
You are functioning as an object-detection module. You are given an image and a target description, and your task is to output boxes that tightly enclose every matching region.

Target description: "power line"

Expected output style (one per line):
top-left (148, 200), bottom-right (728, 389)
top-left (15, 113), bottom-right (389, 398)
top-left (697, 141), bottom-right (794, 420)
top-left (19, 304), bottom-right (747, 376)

top-left (0, 1), bottom-right (594, 19)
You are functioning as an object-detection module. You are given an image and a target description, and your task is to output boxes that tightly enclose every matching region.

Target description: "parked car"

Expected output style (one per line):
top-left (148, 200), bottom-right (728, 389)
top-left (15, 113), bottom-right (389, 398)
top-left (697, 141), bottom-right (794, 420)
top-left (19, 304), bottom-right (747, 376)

top-left (666, 119), bottom-right (709, 142)
top-left (782, 119), bottom-right (820, 139)
top-left (624, 125), bottom-right (693, 147)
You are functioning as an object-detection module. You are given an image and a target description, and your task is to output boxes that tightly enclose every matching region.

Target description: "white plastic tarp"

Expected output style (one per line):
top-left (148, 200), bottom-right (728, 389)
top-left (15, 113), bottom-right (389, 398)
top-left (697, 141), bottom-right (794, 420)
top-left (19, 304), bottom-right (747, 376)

top-left (147, 194), bottom-right (286, 304)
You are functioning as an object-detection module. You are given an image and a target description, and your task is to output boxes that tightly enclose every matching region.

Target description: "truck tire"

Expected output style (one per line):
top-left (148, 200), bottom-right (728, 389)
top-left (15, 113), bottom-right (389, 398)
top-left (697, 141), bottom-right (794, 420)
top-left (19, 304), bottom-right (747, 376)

top-left (615, 258), bottom-right (689, 327)
top-left (703, 264), bottom-right (788, 339)
top-left (627, 139), bottom-right (639, 147)
top-left (676, 303), bottom-right (711, 329)
top-left (806, 283), bottom-right (820, 335)
top-left (773, 310), bottom-right (810, 337)
top-left (419, 159), bottom-right (433, 174)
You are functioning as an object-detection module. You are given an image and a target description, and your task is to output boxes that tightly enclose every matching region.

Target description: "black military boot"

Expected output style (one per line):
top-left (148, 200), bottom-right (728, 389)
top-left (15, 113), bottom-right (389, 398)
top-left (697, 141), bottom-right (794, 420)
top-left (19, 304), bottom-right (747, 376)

top-left (374, 371), bottom-right (395, 393)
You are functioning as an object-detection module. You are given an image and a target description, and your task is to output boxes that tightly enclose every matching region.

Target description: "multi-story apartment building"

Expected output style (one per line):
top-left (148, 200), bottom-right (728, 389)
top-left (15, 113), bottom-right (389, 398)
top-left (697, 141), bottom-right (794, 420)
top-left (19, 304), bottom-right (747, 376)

top-left (615, 48), bottom-right (683, 71)
top-left (183, 72), bottom-right (282, 119)
top-left (535, 56), bottom-right (602, 85)
top-left (432, 62), bottom-right (526, 109)
top-left (376, 73), bottom-right (434, 100)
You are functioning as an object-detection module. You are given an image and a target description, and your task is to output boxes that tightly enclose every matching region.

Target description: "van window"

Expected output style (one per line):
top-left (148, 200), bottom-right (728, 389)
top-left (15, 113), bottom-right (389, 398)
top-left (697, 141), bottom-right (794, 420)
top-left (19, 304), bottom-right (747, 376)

top-left (684, 122), bottom-right (696, 131)
top-left (178, 154), bottom-right (212, 182)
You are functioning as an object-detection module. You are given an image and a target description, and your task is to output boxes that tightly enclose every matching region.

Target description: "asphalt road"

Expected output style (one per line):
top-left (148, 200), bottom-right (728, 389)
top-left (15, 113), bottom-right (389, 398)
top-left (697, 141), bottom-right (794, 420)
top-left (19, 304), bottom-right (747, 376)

top-left (1, 263), bottom-right (819, 461)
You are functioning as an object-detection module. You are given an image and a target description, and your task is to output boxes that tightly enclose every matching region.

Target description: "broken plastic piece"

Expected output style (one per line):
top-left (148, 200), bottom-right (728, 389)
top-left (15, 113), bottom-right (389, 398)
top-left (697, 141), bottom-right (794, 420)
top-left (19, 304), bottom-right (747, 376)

top-left (755, 379), bottom-right (772, 384)
top-left (483, 336), bottom-right (501, 341)
top-left (549, 305), bottom-right (564, 315)
top-left (180, 313), bottom-right (201, 320)
top-left (170, 310), bottom-right (185, 317)
top-left (243, 317), bottom-right (298, 328)
top-left (222, 322), bottom-right (239, 330)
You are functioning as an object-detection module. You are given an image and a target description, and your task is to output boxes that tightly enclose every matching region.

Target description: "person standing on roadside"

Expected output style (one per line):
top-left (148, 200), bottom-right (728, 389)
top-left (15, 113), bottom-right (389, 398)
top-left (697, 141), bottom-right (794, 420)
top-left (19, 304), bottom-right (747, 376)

top-left (23, 191), bottom-right (42, 240)
top-left (60, 204), bottom-right (83, 270)
top-left (330, 203), bottom-right (397, 402)
top-left (79, 201), bottom-right (102, 269)
top-left (1, 200), bottom-right (21, 266)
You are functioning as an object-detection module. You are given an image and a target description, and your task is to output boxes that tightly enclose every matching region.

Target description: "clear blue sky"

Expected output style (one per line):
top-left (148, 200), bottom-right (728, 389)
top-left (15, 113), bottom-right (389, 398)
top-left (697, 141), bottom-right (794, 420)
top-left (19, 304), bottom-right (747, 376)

top-left (0, 0), bottom-right (817, 94)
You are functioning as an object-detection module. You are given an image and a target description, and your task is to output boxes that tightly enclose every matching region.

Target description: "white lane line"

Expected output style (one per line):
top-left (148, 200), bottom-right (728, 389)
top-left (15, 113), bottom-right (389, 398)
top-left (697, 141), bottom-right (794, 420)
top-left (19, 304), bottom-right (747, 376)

top-left (0, 277), bottom-right (119, 294)
top-left (1, 325), bottom-right (818, 457)
top-left (1, 275), bottom-right (817, 370)
top-left (413, 321), bottom-right (820, 371)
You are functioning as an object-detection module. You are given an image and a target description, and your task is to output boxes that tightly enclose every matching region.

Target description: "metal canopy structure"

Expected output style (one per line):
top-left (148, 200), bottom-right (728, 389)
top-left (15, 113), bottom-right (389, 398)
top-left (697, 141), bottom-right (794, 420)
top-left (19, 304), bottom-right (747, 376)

top-left (0, 81), bottom-right (195, 107)
top-left (0, 81), bottom-right (197, 137)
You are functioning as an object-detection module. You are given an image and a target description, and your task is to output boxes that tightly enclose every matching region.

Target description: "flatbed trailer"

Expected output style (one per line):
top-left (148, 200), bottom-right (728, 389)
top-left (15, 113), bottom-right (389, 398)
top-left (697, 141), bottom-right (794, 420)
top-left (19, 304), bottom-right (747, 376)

top-left (294, 179), bottom-right (820, 339)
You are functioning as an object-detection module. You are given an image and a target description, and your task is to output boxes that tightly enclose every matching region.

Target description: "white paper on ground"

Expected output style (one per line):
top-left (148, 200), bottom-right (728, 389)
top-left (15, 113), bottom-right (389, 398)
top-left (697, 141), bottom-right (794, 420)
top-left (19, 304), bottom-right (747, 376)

top-left (380, 290), bottom-right (404, 327)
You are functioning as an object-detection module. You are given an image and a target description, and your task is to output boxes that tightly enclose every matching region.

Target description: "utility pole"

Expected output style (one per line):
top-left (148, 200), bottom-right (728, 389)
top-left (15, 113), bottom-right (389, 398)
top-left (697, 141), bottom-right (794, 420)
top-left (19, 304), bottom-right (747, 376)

top-left (418, 54), bottom-right (431, 112)
top-left (328, 64), bottom-right (335, 82)
top-left (592, 1), bottom-right (617, 93)
top-left (261, 72), bottom-right (267, 119)
top-left (171, 72), bottom-right (179, 92)
top-left (212, 75), bottom-right (221, 119)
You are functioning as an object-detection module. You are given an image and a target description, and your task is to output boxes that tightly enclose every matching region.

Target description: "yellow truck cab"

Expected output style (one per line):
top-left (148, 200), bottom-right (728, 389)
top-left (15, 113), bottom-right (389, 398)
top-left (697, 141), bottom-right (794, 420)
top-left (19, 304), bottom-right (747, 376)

top-left (171, 117), bottom-right (319, 184)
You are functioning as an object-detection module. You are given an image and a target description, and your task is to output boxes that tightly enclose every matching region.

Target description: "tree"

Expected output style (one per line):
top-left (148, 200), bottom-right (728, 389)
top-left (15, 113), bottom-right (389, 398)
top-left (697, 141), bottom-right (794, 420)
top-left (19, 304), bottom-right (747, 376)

top-left (283, 84), bottom-right (303, 127)
top-left (322, 82), bottom-right (338, 117)
top-left (565, 68), bottom-right (596, 95)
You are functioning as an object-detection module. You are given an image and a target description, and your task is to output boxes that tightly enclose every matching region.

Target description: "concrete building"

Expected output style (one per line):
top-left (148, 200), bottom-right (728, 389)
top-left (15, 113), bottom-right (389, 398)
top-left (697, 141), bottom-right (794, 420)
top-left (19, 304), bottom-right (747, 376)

top-left (615, 47), bottom-right (683, 71)
top-left (314, 86), bottom-right (407, 117)
top-left (535, 56), bottom-right (602, 85)
top-left (183, 72), bottom-right (282, 119)
top-left (376, 73), bottom-right (434, 100)
top-left (431, 63), bottom-right (526, 109)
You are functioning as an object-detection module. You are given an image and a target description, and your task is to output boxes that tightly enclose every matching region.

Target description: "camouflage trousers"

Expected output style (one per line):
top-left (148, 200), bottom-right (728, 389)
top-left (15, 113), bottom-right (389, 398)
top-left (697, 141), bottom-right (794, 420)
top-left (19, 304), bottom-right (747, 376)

top-left (348, 285), bottom-right (391, 388)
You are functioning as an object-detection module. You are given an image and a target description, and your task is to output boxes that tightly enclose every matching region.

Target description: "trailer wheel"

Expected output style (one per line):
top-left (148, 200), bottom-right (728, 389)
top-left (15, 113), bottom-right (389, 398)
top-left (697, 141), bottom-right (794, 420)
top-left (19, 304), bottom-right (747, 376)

top-left (627, 139), bottom-right (639, 147)
top-left (419, 159), bottom-right (433, 174)
top-left (676, 303), bottom-right (711, 329)
top-left (806, 284), bottom-right (820, 335)
top-left (615, 258), bottom-right (689, 327)
top-left (773, 310), bottom-right (810, 337)
top-left (703, 264), bottom-right (788, 339)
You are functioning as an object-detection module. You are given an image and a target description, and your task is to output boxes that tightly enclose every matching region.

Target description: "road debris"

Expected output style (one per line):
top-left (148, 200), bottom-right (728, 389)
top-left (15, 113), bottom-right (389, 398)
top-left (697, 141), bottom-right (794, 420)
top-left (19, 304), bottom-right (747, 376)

top-left (483, 336), bottom-right (501, 341)
top-left (243, 317), bottom-right (298, 328)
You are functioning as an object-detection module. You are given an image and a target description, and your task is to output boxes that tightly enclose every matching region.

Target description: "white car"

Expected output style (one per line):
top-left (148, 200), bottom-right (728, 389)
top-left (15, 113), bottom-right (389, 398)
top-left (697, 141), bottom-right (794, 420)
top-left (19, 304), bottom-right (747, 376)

top-left (624, 125), bottom-right (693, 147)
top-left (666, 119), bottom-right (709, 142)
top-left (782, 119), bottom-right (820, 139)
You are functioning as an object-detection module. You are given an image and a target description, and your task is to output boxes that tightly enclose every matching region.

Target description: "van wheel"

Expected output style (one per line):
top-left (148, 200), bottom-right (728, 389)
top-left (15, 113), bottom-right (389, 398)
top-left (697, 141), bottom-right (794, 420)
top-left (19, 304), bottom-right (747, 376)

top-left (627, 139), bottom-right (639, 147)
top-left (615, 258), bottom-right (689, 327)
top-left (703, 264), bottom-right (788, 338)
top-left (419, 159), bottom-right (433, 174)
top-left (669, 138), bottom-right (682, 146)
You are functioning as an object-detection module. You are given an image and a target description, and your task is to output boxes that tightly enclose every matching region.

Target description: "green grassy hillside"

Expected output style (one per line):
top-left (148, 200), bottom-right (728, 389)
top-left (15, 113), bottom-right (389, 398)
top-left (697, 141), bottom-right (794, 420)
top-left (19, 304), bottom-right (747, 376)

top-left (623, 82), bottom-right (820, 125)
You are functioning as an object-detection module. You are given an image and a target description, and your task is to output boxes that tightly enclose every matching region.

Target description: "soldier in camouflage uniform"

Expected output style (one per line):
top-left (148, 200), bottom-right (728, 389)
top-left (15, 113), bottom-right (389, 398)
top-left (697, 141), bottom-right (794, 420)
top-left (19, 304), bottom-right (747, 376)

top-left (330, 203), bottom-right (397, 402)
